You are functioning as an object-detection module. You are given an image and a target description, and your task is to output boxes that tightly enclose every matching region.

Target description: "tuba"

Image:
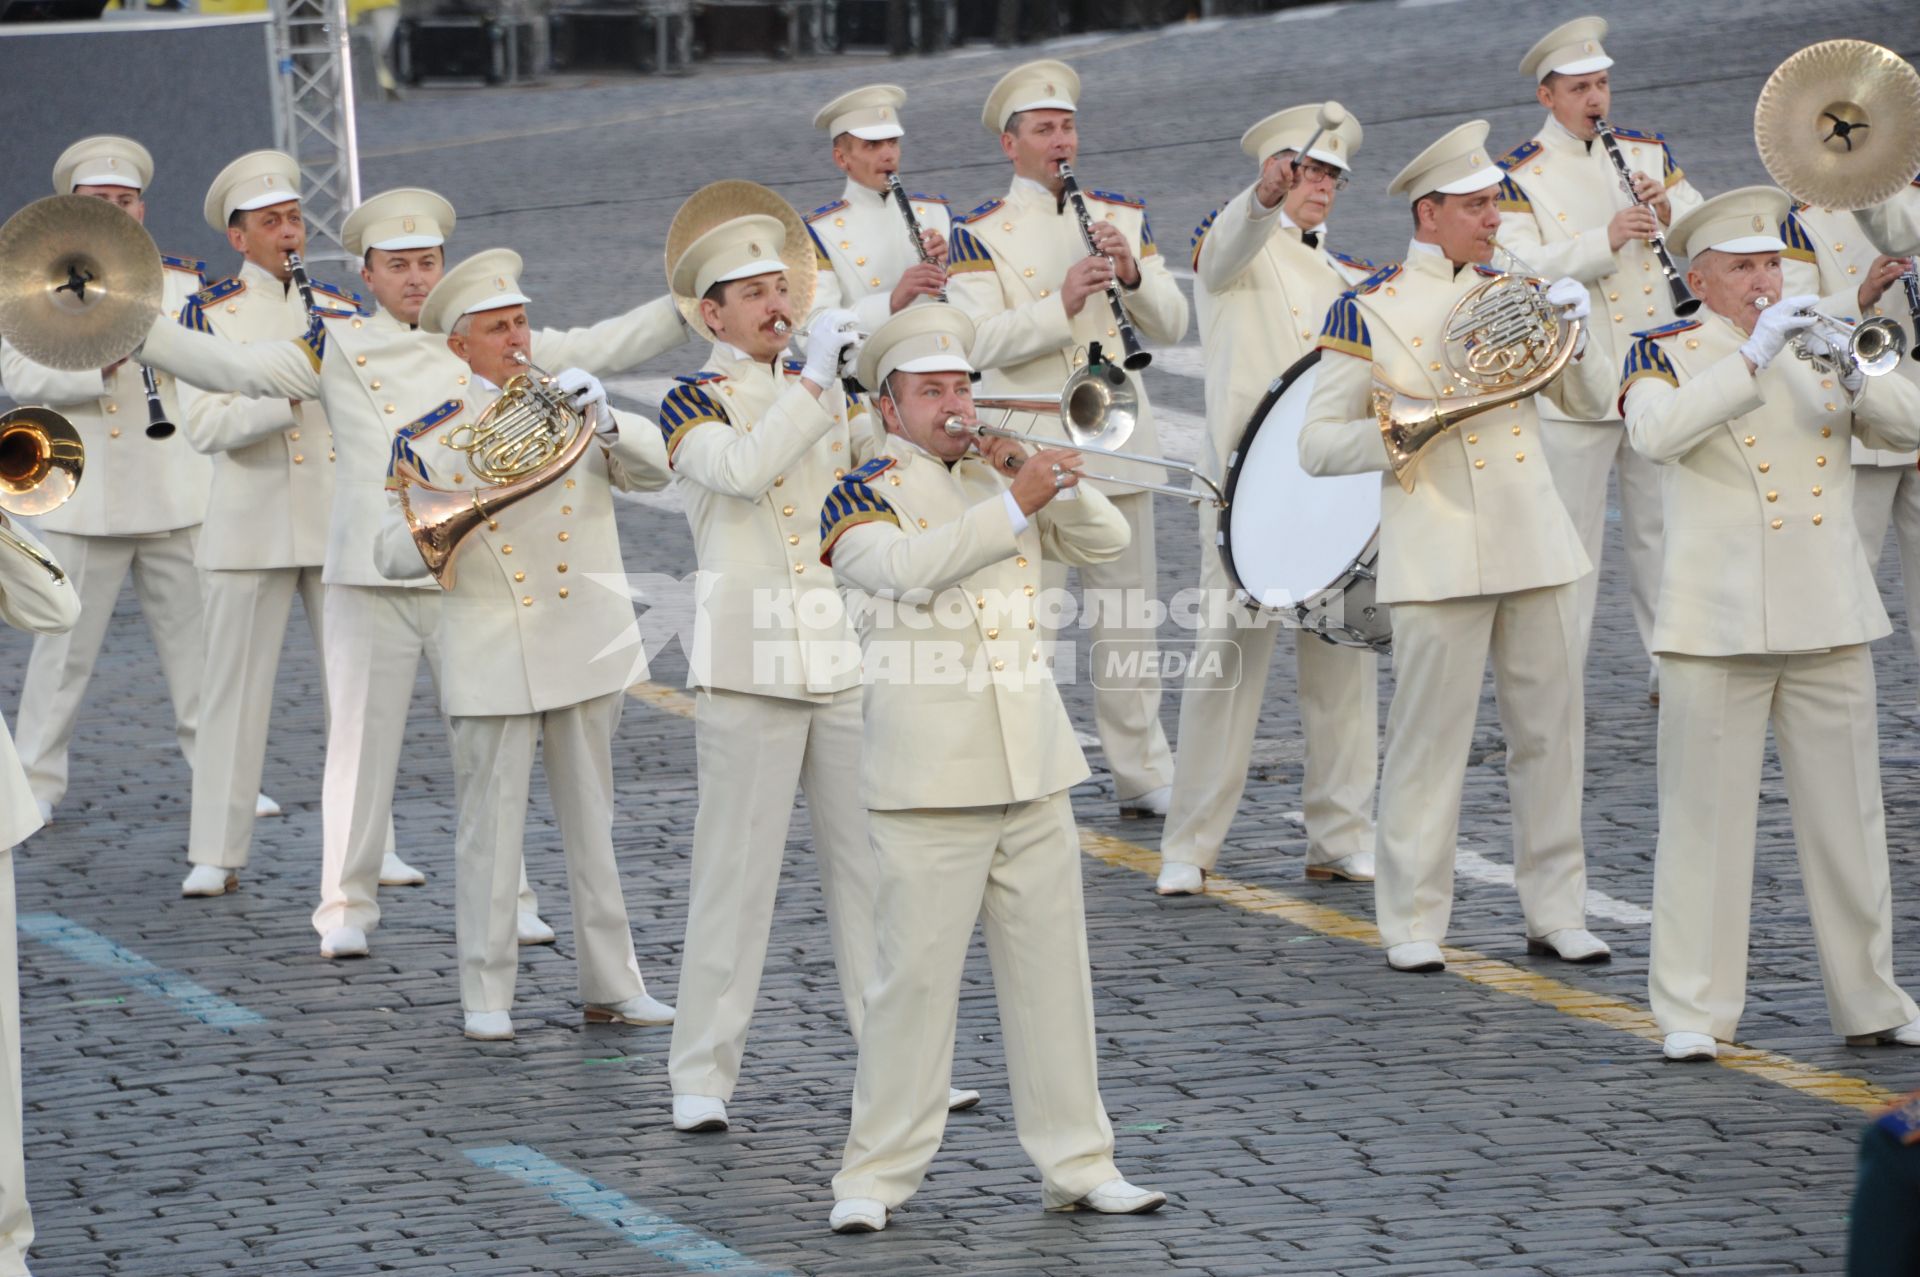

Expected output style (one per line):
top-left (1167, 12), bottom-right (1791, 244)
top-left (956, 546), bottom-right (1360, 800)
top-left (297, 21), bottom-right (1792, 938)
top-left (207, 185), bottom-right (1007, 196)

top-left (0, 407), bottom-right (86, 583)
top-left (392, 352), bottom-right (594, 589)
top-left (1375, 247), bottom-right (1583, 492)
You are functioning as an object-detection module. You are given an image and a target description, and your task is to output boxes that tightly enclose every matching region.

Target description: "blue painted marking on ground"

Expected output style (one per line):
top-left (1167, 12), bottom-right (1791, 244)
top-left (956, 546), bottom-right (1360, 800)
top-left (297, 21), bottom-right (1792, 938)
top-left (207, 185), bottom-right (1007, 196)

top-left (465, 1144), bottom-right (792, 1274)
top-left (17, 913), bottom-right (266, 1031)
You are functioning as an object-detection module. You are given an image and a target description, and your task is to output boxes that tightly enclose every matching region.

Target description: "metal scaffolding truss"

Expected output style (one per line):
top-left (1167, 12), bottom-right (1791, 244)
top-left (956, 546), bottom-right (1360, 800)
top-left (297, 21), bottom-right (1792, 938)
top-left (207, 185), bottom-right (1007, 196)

top-left (268, 0), bottom-right (362, 262)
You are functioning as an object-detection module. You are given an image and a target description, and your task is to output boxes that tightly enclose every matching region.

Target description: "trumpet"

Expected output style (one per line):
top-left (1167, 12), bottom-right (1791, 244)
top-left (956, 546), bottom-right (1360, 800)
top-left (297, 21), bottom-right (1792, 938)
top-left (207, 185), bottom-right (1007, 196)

top-left (0, 406), bottom-right (85, 583)
top-left (942, 342), bottom-right (1225, 505)
top-left (1056, 162), bottom-right (1151, 372)
top-left (1591, 118), bottom-right (1700, 317)
top-left (886, 173), bottom-right (947, 303)
top-left (1754, 295), bottom-right (1906, 383)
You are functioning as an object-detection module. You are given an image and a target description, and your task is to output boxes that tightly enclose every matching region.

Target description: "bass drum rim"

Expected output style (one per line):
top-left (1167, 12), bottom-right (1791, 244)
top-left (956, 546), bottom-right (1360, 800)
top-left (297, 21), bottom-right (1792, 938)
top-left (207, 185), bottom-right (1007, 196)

top-left (1216, 348), bottom-right (1391, 651)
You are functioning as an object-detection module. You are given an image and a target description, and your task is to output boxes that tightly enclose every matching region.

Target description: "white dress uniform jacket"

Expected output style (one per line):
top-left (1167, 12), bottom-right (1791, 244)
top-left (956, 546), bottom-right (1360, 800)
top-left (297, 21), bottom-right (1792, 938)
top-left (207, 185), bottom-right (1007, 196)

top-left (945, 176), bottom-right (1188, 492)
top-left (0, 524), bottom-right (80, 847)
top-left (805, 178), bottom-right (953, 333)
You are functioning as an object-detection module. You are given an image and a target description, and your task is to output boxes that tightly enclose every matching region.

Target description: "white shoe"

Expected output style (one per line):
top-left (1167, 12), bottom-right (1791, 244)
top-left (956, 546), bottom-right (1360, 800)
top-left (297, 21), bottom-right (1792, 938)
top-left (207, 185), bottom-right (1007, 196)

top-left (181, 864), bottom-right (238, 897)
top-left (1050, 1177), bottom-right (1167, 1215)
top-left (463, 1010), bottom-right (514, 1041)
top-left (1154, 862), bottom-right (1204, 895)
top-left (1119, 785), bottom-right (1172, 819)
top-left (378, 852), bottom-right (426, 887)
top-left (948, 1087), bottom-right (981, 1112)
top-left (255, 792), bottom-right (282, 818)
top-left (1527, 928), bottom-right (1611, 964)
top-left (584, 993), bottom-right (675, 1027)
top-left (319, 926), bottom-right (368, 959)
top-left (829, 1198), bottom-right (888, 1233)
top-left (517, 912), bottom-right (556, 946)
top-left (1386, 941), bottom-right (1445, 972)
top-left (1305, 851), bottom-right (1375, 882)
top-left (672, 1095), bottom-right (729, 1133)
top-left (1846, 1015), bottom-right (1920, 1047)
top-left (34, 799), bottom-right (51, 825)
top-left (1662, 1031), bottom-right (1717, 1061)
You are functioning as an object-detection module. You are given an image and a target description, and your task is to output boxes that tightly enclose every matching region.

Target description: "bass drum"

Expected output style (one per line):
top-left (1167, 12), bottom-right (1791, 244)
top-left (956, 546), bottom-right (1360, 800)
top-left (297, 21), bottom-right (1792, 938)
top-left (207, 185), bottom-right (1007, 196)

top-left (1217, 350), bottom-right (1391, 651)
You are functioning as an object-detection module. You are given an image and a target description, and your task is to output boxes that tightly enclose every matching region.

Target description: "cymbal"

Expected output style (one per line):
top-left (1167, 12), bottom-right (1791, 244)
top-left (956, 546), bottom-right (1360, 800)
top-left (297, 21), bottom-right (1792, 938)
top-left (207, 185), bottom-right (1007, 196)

top-left (1755, 39), bottom-right (1920, 212)
top-left (0, 194), bottom-right (164, 372)
top-left (664, 180), bottom-right (817, 342)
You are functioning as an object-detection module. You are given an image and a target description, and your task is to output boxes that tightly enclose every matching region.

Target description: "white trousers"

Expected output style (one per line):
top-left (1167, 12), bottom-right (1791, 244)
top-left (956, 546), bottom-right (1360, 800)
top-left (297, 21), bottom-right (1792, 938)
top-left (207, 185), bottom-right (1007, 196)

top-left (12, 527), bottom-right (202, 807)
top-left (668, 687), bottom-right (875, 1100)
top-left (1539, 418), bottom-right (1663, 665)
top-left (0, 849), bottom-right (30, 1277)
top-left (1162, 502), bottom-right (1379, 870)
top-left (310, 584), bottom-right (530, 937)
top-left (1853, 463), bottom-right (1920, 698)
top-left (1649, 646), bottom-right (1919, 1040)
top-left (1039, 490), bottom-right (1174, 802)
top-left (834, 792), bottom-right (1119, 1209)
top-left (188, 565), bottom-right (324, 868)
top-left (1374, 586), bottom-right (1590, 947)
top-left (449, 691), bottom-right (647, 1013)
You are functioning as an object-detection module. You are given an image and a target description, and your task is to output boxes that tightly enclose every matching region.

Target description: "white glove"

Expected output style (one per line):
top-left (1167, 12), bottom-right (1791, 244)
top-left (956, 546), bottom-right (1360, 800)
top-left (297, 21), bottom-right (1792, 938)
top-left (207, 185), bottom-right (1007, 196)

top-left (1543, 276), bottom-right (1591, 323)
top-left (555, 367), bottom-right (606, 411)
top-left (1739, 293), bottom-right (1818, 370)
top-left (802, 309), bottom-right (863, 387)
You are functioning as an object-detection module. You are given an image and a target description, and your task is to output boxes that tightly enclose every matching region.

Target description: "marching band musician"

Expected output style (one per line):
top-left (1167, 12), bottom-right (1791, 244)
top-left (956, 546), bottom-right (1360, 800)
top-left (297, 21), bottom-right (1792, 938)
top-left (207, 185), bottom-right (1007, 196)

top-left (371, 251), bottom-right (676, 1041)
top-left (946, 59), bottom-right (1189, 820)
top-left (655, 191), bottom-right (977, 1133)
top-left (173, 152), bottom-right (427, 897)
top-left (1298, 121), bottom-right (1613, 974)
top-left (805, 84), bottom-right (951, 332)
top-left (1776, 189), bottom-right (1920, 693)
top-left (1619, 187), bottom-right (1920, 1061)
top-left (0, 519), bottom-right (79, 1277)
top-left (821, 304), bottom-right (1163, 1232)
top-left (1156, 103), bottom-right (1382, 897)
top-left (1, 136), bottom-right (217, 828)
top-left (1496, 16), bottom-right (1705, 701)
top-left (138, 187), bottom-right (689, 952)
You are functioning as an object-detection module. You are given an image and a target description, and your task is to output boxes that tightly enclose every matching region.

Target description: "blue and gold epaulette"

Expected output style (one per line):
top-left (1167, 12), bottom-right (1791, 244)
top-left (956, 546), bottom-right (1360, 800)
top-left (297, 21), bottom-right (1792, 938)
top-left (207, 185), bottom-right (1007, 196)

top-left (806, 223), bottom-right (833, 267)
top-left (1188, 207), bottom-right (1221, 273)
top-left (192, 277), bottom-right (245, 307)
top-left (161, 253), bottom-right (209, 282)
top-left (819, 457), bottom-right (900, 566)
top-left (1351, 262), bottom-right (1401, 295)
top-left (804, 198), bottom-right (849, 224)
top-left (1497, 139), bottom-right (1541, 172)
top-left (1317, 294), bottom-right (1373, 360)
top-left (908, 193), bottom-right (949, 205)
top-left (179, 277), bottom-right (242, 332)
top-left (782, 358), bottom-right (807, 376)
top-left (1495, 175), bottom-right (1533, 215)
top-left (955, 197), bottom-right (1004, 226)
top-left (1471, 263), bottom-right (1502, 278)
top-left (1087, 189), bottom-right (1145, 210)
top-left (1779, 212), bottom-right (1818, 264)
top-left (385, 400), bottom-right (464, 490)
top-left (1633, 318), bottom-right (1700, 342)
top-left (398, 398), bottom-right (463, 440)
top-left (1618, 332), bottom-right (1681, 415)
top-left (310, 279), bottom-right (368, 314)
top-left (658, 376), bottom-right (731, 459)
top-left (1608, 125), bottom-right (1665, 143)
top-left (947, 224), bottom-right (995, 274)
top-left (1329, 250), bottom-right (1378, 274)
top-left (297, 310), bottom-right (327, 371)
top-left (674, 371), bottom-right (726, 386)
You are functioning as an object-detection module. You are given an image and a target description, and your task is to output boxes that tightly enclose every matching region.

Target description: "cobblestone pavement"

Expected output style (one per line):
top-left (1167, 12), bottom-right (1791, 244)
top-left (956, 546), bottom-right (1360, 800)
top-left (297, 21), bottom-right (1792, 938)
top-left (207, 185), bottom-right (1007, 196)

top-left (7, 1), bottom-right (1920, 1273)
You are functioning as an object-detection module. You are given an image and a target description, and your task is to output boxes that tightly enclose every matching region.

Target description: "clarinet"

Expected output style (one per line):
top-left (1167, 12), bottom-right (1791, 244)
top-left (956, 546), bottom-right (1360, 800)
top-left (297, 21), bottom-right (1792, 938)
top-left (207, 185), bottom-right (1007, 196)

top-left (285, 250), bottom-right (317, 313)
top-left (886, 173), bottom-right (947, 303)
top-left (1591, 118), bottom-right (1699, 317)
top-left (1055, 162), bottom-right (1152, 371)
top-left (140, 366), bottom-right (175, 439)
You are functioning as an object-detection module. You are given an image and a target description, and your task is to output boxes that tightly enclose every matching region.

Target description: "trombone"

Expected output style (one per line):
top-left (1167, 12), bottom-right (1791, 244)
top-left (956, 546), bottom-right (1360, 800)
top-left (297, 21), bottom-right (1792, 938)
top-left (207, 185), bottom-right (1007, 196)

top-left (0, 407), bottom-right (85, 584)
top-left (943, 342), bottom-right (1226, 506)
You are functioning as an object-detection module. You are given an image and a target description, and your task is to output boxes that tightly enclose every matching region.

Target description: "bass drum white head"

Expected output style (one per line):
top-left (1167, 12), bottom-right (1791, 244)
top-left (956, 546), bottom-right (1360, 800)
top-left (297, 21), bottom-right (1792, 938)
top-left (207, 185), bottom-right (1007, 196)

top-left (1218, 350), bottom-right (1390, 649)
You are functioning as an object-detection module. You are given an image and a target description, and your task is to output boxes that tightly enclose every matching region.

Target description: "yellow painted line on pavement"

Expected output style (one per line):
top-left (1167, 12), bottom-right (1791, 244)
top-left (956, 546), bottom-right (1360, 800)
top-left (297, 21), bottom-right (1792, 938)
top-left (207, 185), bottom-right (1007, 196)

top-left (626, 680), bottom-right (1898, 1115)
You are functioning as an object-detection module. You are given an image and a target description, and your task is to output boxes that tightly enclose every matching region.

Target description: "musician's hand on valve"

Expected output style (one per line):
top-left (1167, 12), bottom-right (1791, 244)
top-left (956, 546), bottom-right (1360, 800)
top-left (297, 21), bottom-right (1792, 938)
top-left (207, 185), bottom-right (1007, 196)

top-left (1009, 447), bottom-right (1083, 516)
top-left (1739, 293), bottom-right (1818, 372)
top-left (1087, 221), bottom-right (1139, 287)
top-left (1608, 204), bottom-right (1660, 250)
top-left (801, 309), bottom-right (862, 393)
top-left (555, 367), bottom-right (606, 411)
top-left (889, 262), bottom-right (949, 314)
top-left (1062, 256), bottom-right (1115, 319)
top-left (1629, 171), bottom-right (1671, 223)
top-left (1544, 277), bottom-right (1591, 357)
top-left (1858, 255), bottom-right (1908, 310)
top-left (974, 433), bottom-right (1028, 475)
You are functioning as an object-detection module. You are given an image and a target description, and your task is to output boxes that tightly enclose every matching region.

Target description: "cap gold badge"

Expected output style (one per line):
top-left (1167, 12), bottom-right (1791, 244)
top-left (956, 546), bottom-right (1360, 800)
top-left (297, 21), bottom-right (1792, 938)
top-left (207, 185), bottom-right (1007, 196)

top-left (1752, 214), bottom-right (1765, 231)
top-left (403, 216), bottom-right (416, 232)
